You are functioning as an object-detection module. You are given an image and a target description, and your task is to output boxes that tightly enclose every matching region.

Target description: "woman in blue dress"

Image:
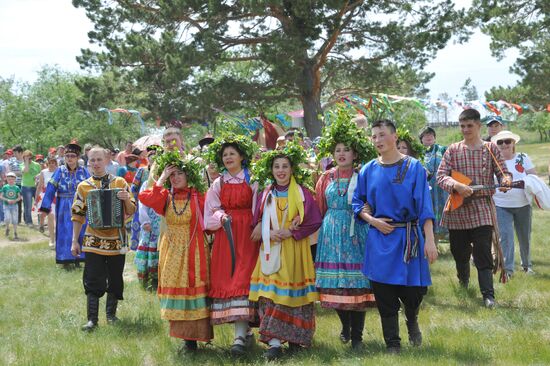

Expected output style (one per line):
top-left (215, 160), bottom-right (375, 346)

top-left (40, 143), bottom-right (90, 269)
top-left (315, 116), bottom-right (377, 349)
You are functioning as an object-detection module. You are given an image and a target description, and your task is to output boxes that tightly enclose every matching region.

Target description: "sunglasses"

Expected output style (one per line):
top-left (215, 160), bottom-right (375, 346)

top-left (496, 139), bottom-right (514, 145)
top-left (65, 153), bottom-right (78, 158)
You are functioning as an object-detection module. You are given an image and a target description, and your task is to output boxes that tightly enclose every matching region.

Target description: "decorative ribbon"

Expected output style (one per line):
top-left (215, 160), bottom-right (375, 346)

top-left (187, 191), bottom-right (207, 287)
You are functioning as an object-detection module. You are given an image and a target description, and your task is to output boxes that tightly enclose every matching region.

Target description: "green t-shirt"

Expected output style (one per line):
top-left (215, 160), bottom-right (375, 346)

top-left (1, 184), bottom-right (21, 205)
top-left (19, 161), bottom-right (41, 187)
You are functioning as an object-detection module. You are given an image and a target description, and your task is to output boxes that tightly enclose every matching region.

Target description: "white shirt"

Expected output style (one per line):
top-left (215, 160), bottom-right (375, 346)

top-left (493, 153), bottom-right (534, 208)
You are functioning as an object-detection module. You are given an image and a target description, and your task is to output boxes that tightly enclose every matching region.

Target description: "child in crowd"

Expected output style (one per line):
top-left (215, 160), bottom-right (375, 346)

top-left (1, 172), bottom-right (22, 239)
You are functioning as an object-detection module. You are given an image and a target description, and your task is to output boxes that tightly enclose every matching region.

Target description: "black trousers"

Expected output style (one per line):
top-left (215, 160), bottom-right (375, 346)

top-left (449, 225), bottom-right (493, 270)
top-left (83, 252), bottom-right (125, 299)
top-left (370, 281), bottom-right (426, 318)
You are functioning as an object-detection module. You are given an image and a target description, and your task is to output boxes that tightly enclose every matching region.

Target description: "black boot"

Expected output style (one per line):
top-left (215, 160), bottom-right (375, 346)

top-left (350, 311), bottom-right (366, 349)
top-left (456, 261), bottom-right (470, 288)
top-left (404, 306), bottom-right (422, 347)
top-left (380, 316), bottom-right (400, 354)
top-left (478, 269), bottom-right (495, 308)
top-left (106, 293), bottom-right (119, 323)
top-left (336, 310), bottom-right (351, 343)
top-left (82, 294), bottom-right (99, 331)
top-left (178, 340), bottom-right (198, 355)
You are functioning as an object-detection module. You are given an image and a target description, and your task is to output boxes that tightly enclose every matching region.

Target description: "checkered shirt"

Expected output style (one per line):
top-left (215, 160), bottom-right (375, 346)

top-left (437, 141), bottom-right (509, 230)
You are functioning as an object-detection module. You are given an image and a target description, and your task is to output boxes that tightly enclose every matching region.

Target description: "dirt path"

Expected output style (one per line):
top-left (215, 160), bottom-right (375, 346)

top-left (0, 227), bottom-right (49, 248)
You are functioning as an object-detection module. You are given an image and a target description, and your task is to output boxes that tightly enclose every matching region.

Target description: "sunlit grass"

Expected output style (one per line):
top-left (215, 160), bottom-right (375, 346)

top-left (1, 211), bottom-right (549, 365)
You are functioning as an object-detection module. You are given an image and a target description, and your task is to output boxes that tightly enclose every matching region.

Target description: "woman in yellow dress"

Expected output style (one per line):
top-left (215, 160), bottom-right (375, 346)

top-left (249, 143), bottom-right (322, 360)
top-left (139, 157), bottom-right (211, 353)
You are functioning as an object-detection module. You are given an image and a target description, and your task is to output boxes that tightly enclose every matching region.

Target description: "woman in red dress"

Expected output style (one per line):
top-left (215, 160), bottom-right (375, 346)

top-left (204, 135), bottom-right (259, 357)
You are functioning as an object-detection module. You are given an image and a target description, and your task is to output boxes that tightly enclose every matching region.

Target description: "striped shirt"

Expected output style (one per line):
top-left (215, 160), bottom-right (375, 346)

top-left (437, 141), bottom-right (509, 230)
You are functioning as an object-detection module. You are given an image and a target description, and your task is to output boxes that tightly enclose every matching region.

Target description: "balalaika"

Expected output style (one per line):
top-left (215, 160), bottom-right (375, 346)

top-left (86, 188), bottom-right (124, 229)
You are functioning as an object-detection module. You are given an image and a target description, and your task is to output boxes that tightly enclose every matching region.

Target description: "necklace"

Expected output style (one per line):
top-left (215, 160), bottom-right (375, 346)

top-left (172, 191), bottom-right (191, 216)
top-left (336, 169), bottom-right (350, 197)
top-left (274, 184), bottom-right (289, 192)
top-left (273, 188), bottom-right (289, 212)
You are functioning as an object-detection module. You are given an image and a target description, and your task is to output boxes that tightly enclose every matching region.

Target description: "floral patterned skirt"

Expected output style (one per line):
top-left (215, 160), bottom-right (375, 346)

top-left (257, 297), bottom-right (315, 347)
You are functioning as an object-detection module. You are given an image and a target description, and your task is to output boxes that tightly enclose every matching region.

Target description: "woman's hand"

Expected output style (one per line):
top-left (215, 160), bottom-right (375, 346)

top-left (361, 203), bottom-right (372, 215)
top-left (221, 214), bottom-right (231, 225)
top-left (270, 230), bottom-right (283, 242)
top-left (156, 165), bottom-right (177, 187)
top-left (277, 229), bottom-right (293, 240)
top-left (142, 223), bottom-right (152, 232)
top-left (250, 223), bottom-right (261, 241)
top-left (370, 217), bottom-right (395, 235)
top-left (288, 216), bottom-right (300, 231)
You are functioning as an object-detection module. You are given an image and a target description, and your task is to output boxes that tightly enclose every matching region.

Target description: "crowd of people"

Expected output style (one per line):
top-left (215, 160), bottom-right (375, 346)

top-left (3, 108), bottom-right (546, 360)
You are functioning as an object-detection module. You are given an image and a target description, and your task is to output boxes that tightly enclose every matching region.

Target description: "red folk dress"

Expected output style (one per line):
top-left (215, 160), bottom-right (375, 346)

top-left (204, 171), bottom-right (259, 325)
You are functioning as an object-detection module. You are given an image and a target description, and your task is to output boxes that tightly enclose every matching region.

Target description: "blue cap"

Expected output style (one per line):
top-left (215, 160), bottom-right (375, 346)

top-left (484, 115), bottom-right (503, 126)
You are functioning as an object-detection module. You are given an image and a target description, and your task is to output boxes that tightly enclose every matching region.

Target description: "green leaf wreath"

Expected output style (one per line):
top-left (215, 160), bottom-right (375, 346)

top-left (317, 106), bottom-right (377, 165)
top-left (153, 147), bottom-right (207, 193)
top-left (397, 127), bottom-right (426, 161)
top-left (204, 133), bottom-right (259, 172)
top-left (251, 142), bottom-right (313, 191)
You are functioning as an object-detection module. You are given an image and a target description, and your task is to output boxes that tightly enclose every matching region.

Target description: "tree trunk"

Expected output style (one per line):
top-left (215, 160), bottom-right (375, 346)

top-left (299, 61), bottom-right (323, 138)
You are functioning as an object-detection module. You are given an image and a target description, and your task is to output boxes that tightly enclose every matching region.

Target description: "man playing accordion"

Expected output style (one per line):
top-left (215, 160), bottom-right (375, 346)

top-left (71, 146), bottom-right (136, 331)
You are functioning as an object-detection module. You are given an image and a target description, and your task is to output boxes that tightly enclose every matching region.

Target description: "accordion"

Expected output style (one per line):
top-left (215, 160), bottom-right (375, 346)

top-left (86, 188), bottom-right (124, 229)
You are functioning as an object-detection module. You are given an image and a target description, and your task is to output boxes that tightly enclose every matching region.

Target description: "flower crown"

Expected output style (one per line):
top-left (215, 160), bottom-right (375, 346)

top-left (251, 142), bottom-right (312, 190)
top-left (317, 105), bottom-right (377, 165)
top-left (205, 133), bottom-right (259, 172)
top-left (397, 127), bottom-right (425, 160)
top-left (152, 147), bottom-right (207, 193)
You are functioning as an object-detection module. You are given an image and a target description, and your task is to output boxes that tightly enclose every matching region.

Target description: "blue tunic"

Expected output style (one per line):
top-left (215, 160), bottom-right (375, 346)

top-left (40, 165), bottom-right (90, 264)
top-left (352, 157), bottom-right (434, 287)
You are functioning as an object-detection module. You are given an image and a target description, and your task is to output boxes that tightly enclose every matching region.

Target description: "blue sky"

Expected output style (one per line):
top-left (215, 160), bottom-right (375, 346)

top-left (0, 0), bottom-right (520, 100)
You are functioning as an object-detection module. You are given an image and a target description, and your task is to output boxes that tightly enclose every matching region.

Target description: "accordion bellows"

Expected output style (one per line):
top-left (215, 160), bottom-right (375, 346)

top-left (86, 189), bottom-right (124, 229)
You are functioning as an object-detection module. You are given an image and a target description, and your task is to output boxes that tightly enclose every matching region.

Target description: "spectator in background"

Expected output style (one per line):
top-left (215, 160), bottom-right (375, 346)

top-left (105, 148), bottom-right (120, 176)
top-left (82, 144), bottom-right (93, 166)
top-left (56, 145), bottom-right (66, 166)
top-left (1, 172), bottom-right (22, 240)
top-left (117, 148), bottom-right (142, 184)
top-left (275, 136), bottom-right (286, 150)
top-left (492, 131), bottom-right (537, 278)
top-left (483, 115), bottom-right (504, 142)
top-left (0, 151), bottom-right (6, 225)
top-left (20, 150), bottom-right (42, 226)
top-left (352, 114), bottom-right (368, 131)
top-left (35, 156), bottom-right (58, 247)
top-left (116, 141), bottom-right (134, 166)
top-left (419, 126), bottom-right (448, 246)
top-left (396, 138), bottom-right (418, 159)
top-left (8, 146), bottom-right (24, 224)
top-left (35, 154), bottom-right (46, 169)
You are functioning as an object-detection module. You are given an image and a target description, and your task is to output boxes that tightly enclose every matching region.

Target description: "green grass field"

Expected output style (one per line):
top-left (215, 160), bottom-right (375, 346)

top-left (1, 143), bottom-right (550, 365)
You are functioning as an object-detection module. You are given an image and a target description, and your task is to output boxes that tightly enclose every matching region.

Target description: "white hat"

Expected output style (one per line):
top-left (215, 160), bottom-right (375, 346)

top-left (491, 130), bottom-right (520, 144)
top-left (6, 172), bottom-right (16, 178)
